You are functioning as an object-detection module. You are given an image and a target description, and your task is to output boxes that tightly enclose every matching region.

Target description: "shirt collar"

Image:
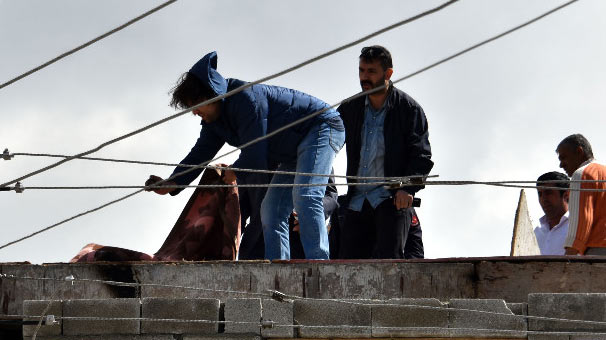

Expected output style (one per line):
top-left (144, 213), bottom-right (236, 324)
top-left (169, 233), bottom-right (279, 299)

top-left (364, 96), bottom-right (387, 112)
top-left (580, 159), bottom-right (594, 168)
top-left (539, 211), bottom-right (569, 231)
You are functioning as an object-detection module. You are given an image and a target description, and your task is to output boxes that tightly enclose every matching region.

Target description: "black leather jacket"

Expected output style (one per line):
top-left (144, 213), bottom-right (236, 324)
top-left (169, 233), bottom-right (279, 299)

top-left (337, 82), bottom-right (433, 198)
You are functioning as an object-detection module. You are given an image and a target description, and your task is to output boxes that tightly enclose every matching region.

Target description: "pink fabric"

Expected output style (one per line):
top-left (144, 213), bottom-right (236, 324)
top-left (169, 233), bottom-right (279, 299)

top-left (70, 167), bottom-right (240, 262)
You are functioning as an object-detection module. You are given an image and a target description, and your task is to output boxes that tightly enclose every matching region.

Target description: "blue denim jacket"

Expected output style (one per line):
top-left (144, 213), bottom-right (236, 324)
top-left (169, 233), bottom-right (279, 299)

top-left (170, 52), bottom-right (339, 192)
top-left (348, 98), bottom-right (391, 211)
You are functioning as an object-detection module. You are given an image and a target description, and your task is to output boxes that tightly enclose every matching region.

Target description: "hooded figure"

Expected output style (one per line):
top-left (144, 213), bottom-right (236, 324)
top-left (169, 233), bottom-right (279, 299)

top-left (147, 51), bottom-right (345, 260)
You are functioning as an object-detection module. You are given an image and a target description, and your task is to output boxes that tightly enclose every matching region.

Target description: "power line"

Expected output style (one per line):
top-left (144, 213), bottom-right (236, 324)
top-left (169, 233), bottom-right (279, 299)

top-left (5, 150), bottom-right (605, 191)
top-left (4, 152), bottom-right (430, 181)
top-left (423, 180), bottom-right (606, 192)
top-left (5, 180), bottom-right (606, 193)
top-left (31, 290), bottom-right (61, 340)
top-left (0, 0), bottom-right (578, 251)
top-left (0, 0), bottom-right (178, 90)
top-left (6, 181), bottom-right (404, 191)
top-left (7, 152), bottom-right (606, 193)
top-left (389, 0), bottom-right (579, 83)
top-left (125, 0), bottom-right (581, 205)
top-left (0, 0), bottom-right (458, 190)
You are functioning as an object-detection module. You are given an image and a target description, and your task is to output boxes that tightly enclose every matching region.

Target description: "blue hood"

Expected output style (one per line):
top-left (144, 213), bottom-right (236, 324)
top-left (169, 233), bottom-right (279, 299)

top-left (188, 51), bottom-right (228, 96)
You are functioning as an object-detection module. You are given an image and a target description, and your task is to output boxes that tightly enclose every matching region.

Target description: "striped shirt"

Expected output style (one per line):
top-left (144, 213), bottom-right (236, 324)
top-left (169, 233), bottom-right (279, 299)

top-left (565, 160), bottom-right (606, 254)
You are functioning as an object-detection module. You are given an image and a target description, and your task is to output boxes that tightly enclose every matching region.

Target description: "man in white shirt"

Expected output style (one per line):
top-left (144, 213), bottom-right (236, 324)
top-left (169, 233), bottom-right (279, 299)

top-left (534, 171), bottom-right (570, 255)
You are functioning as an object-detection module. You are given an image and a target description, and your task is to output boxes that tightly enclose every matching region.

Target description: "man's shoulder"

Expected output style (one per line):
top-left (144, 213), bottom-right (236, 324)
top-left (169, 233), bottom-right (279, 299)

top-left (224, 79), bottom-right (258, 104)
top-left (338, 95), bottom-right (365, 114)
top-left (226, 78), bottom-right (247, 90)
top-left (587, 161), bottom-right (606, 174)
top-left (577, 161), bottom-right (606, 180)
top-left (389, 86), bottom-right (422, 110)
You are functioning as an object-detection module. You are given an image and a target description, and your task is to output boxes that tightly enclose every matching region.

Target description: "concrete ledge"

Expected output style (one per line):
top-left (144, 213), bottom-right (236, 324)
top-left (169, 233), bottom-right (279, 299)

top-left (261, 298), bottom-right (293, 338)
top-left (23, 300), bottom-right (62, 337)
top-left (224, 298), bottom-right (261, 334)
top-left (448, 299), bottom-right (527, 337)
top-left (63, 298), bottom-right (140, 335)
top-left (141, 297), bottom-right (220, 334)
top-left (371, 298), bottom-right (448, 337)
top-left (294, 299), bottom-right (371, 338)
top-left (183, 336), bottom-right (262, 340)
top-left (23, 336), bottom-right (174, 340)
top-left (528, 334), bottom-right (569, 340)
top-left (529, 293), bottom-right (606, 332)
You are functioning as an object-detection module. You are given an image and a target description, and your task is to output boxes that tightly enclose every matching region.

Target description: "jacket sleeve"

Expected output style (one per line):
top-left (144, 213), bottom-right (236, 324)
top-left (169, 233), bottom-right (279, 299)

top-left (566, 167), bottom-right (595, 254)
top-left (169, 126), bottom-right (225, 196)
top-left (229, 94), bottom-right (268, 171)
top-left (336, 104), bottom-right (348, 138)
top-left (401, 101), bottom-right (433, 196)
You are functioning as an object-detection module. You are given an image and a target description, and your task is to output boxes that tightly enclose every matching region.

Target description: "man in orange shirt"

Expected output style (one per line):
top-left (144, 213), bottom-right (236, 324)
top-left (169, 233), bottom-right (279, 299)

top-left (556, 134), bottom-right (606, 255)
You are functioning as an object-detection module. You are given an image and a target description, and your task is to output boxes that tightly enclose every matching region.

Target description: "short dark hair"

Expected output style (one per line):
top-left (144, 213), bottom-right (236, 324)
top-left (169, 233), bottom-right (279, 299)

top-left (557, 133), bottom-right (594, 159)
top-left (537, 171), bottom-right (569, 196)
top-left (360, 45), bottom-right (392, 71)
top-left (169, 72), bottom-right (216, 110)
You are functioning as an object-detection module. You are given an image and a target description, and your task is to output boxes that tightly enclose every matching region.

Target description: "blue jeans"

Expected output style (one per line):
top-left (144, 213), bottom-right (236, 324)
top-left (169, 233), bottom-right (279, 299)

top-left (261, 119), bottom-right (345, 260)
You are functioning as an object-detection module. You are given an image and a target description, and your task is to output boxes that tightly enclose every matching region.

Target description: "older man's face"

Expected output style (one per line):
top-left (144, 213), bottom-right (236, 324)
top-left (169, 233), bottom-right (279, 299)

top-left (557, 145), bottom-right (586, 176)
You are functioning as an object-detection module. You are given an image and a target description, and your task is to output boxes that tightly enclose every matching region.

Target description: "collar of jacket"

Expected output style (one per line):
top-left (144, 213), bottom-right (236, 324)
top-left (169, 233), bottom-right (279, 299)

top-left (382, 80), bottom-right (395, 111)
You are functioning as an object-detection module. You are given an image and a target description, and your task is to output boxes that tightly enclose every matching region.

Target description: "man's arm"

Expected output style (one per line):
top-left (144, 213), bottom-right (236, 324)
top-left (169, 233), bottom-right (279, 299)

top-left (565, 167), bottom-right (596, 254)
top-left (398, 102), bottom-right (433, 197)
top-left (164, 126), bottom-right (225, 196)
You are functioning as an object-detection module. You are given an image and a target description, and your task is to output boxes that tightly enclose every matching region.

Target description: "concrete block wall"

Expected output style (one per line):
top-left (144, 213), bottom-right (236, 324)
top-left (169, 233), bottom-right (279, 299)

top-left (63, 298), bottom-right (140, 335)
top-left (261, 298), bottom-right (293, 338)
top-left (224, 298), bottom-right (262, 334)
top-left (22, 300), bottom-right (62, 337)
top-left (448, 299), bottom-right (526, 338)
top-left (141, 297), bottom-right (220, 334)
top-left (527, 293), bottom-right (606, 340)
top-left (22, 294), bottom-right (606, 339)
top-left (372, 298), bottom-right (448, 338)
top-left (294, 299), bottom-right (372, 338)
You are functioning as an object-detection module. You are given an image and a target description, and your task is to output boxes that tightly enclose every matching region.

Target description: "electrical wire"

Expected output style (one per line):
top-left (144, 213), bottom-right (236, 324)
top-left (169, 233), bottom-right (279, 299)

top-left (0, 0), bottom-right (178, 90)
top-left (5, 152), bottom-right (431, 181)
top-left (0, 0), bottom-right (458, 190)
top-left (0, 0), bottom-right (579, 251)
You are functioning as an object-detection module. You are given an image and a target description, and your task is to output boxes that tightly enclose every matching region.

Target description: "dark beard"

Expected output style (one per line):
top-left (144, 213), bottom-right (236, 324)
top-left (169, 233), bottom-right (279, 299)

top-left (360, 78), bottom-right (385, 91)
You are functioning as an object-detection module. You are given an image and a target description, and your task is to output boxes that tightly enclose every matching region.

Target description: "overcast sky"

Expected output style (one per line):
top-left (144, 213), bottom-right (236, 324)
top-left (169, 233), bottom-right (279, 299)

top-left (1, 0), bottom-right (604, 264)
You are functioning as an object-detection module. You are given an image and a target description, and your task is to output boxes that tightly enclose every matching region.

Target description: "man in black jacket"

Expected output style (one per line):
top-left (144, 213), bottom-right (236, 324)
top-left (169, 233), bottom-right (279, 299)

top-left (337, 45), bottom-right (433, 259)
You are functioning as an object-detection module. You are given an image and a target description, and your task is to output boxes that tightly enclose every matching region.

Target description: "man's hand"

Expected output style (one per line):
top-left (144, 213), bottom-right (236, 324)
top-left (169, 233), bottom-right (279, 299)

top-left (223, 169), bottom-right (237, 184)
top-left (565, 247), bottom-right (580, 255)
top-left (145, 175), bottom-right (176, 195)
top-left (292, 211), bottom-right (300, 232)
top-left (394, 190), bottom-right (413, 210)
